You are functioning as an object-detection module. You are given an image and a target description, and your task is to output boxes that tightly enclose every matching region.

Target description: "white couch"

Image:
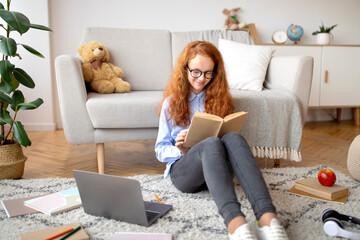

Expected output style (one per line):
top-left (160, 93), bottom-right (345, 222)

top-left (55, 27), bottom-right (313, 173)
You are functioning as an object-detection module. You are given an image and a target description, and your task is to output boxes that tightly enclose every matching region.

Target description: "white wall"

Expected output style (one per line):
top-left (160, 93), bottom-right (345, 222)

top-left (11, 0), bottom-right (360, 130)
top-left (4, 0), bottom-right (54, 131)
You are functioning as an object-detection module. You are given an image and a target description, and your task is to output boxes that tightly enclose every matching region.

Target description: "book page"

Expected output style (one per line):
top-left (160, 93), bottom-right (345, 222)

top-left (183, 112), bottom-right (222, 148)
top-left (223, 111), bottom-right (248, 121)
top-left (194, 111), bottom-right (222, 121)
top-left (218, 112), bottom-right (248, 137)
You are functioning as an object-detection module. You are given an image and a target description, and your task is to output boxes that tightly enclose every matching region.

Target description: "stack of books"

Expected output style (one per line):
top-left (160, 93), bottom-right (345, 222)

top-left (288, 177), bottom-right (349, 203)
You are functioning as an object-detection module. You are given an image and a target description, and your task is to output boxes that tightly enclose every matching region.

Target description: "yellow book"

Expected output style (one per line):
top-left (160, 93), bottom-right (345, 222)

top-left (293, 177), bottom-right (349, 200)
top-left (183, 111), bottom-right (248, 148)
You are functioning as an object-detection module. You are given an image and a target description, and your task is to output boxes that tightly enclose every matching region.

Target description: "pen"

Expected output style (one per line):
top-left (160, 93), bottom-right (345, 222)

top-left (154, 193), bottom-right (163, 204)
top-left (59, 226), bottom-right (81, 240)
top-left (45, 228), bottom-right (74, 240)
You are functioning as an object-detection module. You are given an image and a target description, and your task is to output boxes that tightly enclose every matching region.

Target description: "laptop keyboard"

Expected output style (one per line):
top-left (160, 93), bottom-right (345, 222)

top-left (146, 210), bottom-right (160, 222)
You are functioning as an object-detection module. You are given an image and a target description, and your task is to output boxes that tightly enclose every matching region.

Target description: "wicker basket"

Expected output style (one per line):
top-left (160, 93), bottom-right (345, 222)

top-left (0, 143), bottom-right (27, 179)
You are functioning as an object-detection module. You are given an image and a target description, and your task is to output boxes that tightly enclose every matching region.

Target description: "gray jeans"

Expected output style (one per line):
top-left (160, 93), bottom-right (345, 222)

top-left (170, 132), bottom-right (276, 227)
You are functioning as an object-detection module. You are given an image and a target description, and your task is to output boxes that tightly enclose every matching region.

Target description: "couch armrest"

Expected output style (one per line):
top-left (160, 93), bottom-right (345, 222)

top-left (266, 55), bottom-right (314, 126)
top-left (55, 55), bottom-right (95, 144)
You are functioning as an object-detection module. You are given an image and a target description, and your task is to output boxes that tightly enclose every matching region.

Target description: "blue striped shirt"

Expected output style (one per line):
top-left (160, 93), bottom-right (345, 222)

top-left (155, 91), bottom-right (206, 177)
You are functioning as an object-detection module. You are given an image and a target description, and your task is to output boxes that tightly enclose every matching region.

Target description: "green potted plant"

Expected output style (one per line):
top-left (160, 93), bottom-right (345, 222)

top-left (0, 0), bottom-right (52, 179)
top-left (312, 22), bottom-right (337, 45)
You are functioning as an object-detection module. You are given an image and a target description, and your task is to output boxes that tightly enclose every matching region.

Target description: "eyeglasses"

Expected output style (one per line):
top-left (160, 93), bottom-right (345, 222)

top-left (187, 66), bottom-right (215, 79)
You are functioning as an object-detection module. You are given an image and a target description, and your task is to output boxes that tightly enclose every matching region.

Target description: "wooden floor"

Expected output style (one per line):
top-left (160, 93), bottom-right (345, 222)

top-left (21, 120), bottom-right (360, 179)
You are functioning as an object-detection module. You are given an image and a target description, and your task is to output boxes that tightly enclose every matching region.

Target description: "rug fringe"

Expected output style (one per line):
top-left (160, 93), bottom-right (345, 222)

top-left (251, 146), bottom-right (302, 161)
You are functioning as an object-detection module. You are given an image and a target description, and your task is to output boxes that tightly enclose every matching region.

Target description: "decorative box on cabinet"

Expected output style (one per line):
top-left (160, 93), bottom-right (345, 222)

top-left (269, 44), bottom-right (360, 126)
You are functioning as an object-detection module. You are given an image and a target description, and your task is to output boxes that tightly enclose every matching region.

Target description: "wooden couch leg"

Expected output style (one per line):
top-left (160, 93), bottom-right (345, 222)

top-left (96, 143), bottom-right (105, 174)
top-left (336, 108), bottom-right (342, 122)
top-left (274, 159), bottom-right (280, 166)
top-left (354, 107), bottom-right (360, 126)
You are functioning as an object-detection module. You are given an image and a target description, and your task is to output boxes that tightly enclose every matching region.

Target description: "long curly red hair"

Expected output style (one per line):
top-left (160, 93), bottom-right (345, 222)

top-left (161, 41), bottom-right (234, 127)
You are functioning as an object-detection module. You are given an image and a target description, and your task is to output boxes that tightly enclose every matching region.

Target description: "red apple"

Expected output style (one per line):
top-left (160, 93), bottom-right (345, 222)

top-left (318, 169), bottom-right (336, 186)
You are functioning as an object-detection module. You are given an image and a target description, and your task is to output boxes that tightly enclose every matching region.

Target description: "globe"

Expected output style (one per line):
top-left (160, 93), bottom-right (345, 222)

top-left (287, 24), bottom-right (304, 44)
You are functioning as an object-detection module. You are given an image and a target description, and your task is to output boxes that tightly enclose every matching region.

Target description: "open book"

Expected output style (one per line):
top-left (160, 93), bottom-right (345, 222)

top-left (183, 111), bottom-right (248, 148)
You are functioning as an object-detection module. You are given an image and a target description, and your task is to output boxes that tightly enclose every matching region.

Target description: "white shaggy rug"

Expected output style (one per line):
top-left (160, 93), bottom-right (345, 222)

top-left (1, 165), bottom-right (359, 240)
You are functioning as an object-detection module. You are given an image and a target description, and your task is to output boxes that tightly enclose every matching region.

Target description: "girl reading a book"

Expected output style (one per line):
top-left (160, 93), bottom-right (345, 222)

top-left (155, 41), bottom-right (288, 240)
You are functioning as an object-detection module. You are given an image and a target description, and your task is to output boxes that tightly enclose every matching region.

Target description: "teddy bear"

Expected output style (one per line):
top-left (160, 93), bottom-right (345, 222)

top-left (222, 8), bottom-right (246, 30)
top-left (77, 41), bottom-right (131, 94)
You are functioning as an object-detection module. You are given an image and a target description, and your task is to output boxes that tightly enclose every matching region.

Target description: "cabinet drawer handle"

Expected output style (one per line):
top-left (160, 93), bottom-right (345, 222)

top-left (324, 70), bottom-right (328, 83)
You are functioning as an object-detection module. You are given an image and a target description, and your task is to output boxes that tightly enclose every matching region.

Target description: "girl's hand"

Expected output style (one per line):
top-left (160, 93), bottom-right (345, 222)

top-left (175, 129), bottom-right (190, 154)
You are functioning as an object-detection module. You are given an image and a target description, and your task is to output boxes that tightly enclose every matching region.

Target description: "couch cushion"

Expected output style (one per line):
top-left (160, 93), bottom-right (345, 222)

top-left (80, 28), bottom-right (173, 91)
top-left (219, 39), bottom-right (274, 91)
top-left (86, 91), bottom-right (163, 128)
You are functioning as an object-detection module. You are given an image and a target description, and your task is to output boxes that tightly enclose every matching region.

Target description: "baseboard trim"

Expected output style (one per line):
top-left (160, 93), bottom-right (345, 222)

top-left (22, 123), bottom-right (57, 132)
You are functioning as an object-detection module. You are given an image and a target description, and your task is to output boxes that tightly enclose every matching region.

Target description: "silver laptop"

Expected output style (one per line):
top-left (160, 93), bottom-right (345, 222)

top-left (73, 170), bottom-right (172, 227)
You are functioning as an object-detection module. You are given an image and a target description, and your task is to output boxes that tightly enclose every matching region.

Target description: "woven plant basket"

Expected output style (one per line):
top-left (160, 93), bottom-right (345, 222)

top-left (0, 142), bottom-right (27, 179)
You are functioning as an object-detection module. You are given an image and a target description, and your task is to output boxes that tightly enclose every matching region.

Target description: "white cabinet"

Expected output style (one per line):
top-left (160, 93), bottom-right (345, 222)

top-left (271, 45), bottom-right (360, 108)
top-left (321, 47), bottom-right (360, 106)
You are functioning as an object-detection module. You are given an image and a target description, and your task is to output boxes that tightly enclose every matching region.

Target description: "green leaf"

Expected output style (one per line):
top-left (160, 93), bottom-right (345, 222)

top-left (20, 44), bottom-right (44, 58)
top-left (0, 91), bottom-right (14, 104)
top-left (13, 121), bottom-right (31, 147)
top-left (0, 109), bottom-right (12, 124)
top-left (11, 73), bottom-right (19, 90)
top-left (1, 101), bottom-right (9, 111)
top-left (0, 37), bottom-right (17, 56)
top-left (0, 60), bottom-right (15, 84)
top-left (19, 98), bottom-right (43, 110)
top-left (30, 23), bottom-right (52, 32)
top-left (0, 3), bottom-right (4, 10)
top-left (0, 80), bottom-right (13, 94)
top-left (13, 68), bottom-right (35, 88)
top-left (0, 73), bottom-right (21, 94)
top-left (327, 24), bottom-right (338, 32)
top-left (11, 90), bottom-right (24, 111)
top-left (12, 90), bottom-right (24, 104)
top-left (13, 53), bottom-right (22, 60)
top-left (0, 10), bottom-right (30, 35)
